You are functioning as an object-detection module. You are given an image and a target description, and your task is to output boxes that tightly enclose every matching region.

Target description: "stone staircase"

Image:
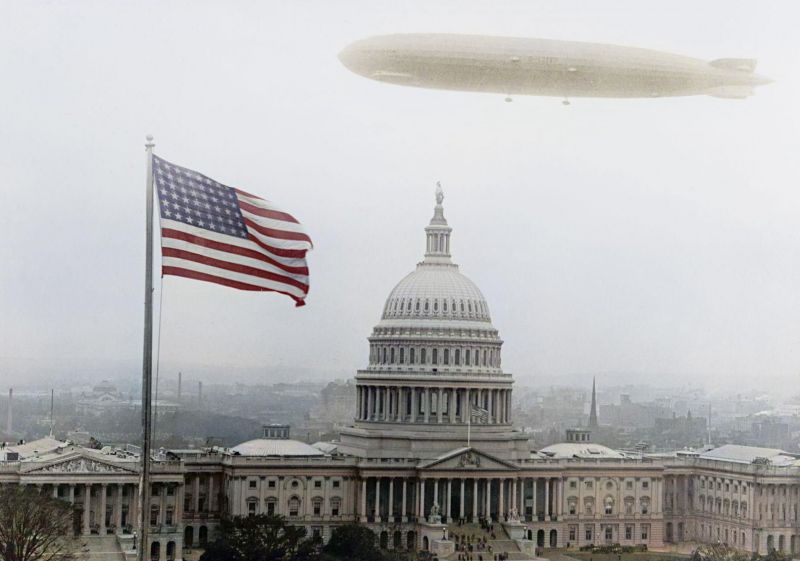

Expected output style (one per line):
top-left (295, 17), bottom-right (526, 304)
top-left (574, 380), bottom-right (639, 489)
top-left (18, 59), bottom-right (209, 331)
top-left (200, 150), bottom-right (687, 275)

top-left (445, 523), bottom-right (535, 560)
top-left (75, 535), bottom-right (126, 561)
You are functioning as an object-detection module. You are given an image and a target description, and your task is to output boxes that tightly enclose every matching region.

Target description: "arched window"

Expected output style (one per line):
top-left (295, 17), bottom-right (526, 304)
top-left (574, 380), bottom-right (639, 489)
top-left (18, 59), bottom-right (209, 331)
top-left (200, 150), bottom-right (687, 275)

top-left (410, 348), bottom-right (416, 364)
top-left (432, 349), bottom-right (438, 365)
top-left (390, 347), bottom-right (395, 364)
top-left (455, 349), bottom-right (461, 365)
top-left (460, 300), bottom-right (465, 312)
top-left (421, 348), bottom-right (427, 364)
top-left (381, 347), bottom-right (387, 363)
top-left (444, 349), bottom-right (450, 365)
top-left (288, 497), bottom-right (301, 517)
top-left (415, 300), bottom-right (420, 312)
top-left (424, 300), bottom-right (429, 313)
top-left (399, 348), bottom-right (405, 364)
top-left (443, 300), bottom-right (448, 312)
top-left (433, 300), bottom-right (438, 312)
top-left (465, 349), bottom-right (471, 366)
top-left (483, 350), bottom-right (487, 366)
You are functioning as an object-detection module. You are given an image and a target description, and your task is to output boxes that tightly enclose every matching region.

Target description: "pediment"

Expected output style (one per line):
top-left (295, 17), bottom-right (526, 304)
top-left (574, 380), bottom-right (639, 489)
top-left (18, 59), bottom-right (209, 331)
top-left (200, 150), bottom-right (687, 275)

top-left (419, 447), bottom-right (520, 471)
top-left (24, 453), bottom-right (138, 475)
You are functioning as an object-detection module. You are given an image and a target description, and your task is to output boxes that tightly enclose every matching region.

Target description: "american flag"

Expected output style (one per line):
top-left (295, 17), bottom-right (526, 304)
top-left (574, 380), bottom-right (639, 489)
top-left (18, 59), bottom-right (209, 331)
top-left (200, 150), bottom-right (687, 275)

top-left (152, 155), bottom-right (313, 306)
top-left (470, 404), bottom-right (489, 422)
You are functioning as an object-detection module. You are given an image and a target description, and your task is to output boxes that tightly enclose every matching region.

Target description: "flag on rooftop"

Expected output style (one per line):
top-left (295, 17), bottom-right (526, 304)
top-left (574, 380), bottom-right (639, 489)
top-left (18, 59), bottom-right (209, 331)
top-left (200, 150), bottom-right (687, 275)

top-left (152, 155), bottom-right (313, 306)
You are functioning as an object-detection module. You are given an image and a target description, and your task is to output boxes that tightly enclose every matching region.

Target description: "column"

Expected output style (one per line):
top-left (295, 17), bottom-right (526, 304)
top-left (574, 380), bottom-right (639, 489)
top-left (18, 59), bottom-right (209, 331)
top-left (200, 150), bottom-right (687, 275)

top-left (420, 479), bottom-right (426, 518)
top-left (486, 479), bottom-right (492, 520)
top-left (193, 475), bottom-right (200, 512)
top-left (488, 390), bottom-right (494, 423)
top-left (83, 484), bottom-right (91, 535)
top-left (411, 388), bottom-right (418, 422)
top-left (114, 484), bottom-right (123, 532)
top-left (367, 387), bottom-right (373, 420)
top-left (375, 478), bottom-right (381, 522)
top-left (159, 484), bottom-right (167, 525)
top-left (557, 478), bottom-right (564, 517)
top-left (512, 479), bottom-right (517, 512)
top-left (208, 475), bottom-right (215, 513)
top-left (69, 484), bottom-right (75, 504)
top-left (360, 479), bottom-right (367, 522)
top-left (402, 479), bottom-right (408, 522)
top-left (544, 478), bottom-right (550, 520)
top-left (460, 479), bottom-right (466, 520)
top-left (434, 479), bottom-right (439, 507)
top-left (450, 388), bottom-right (456, 423)
top-left (424, 388), bottom-right (430, 423)
top-left (99, 484), bottom-right (107, 534)
top-left (388, 478), bottom-right (394, 520)
top-left (533, 478), bottom-right (538, 519)
top-left (446, 479), bottom-right (452, 521)
top-left (383, 387), bottom-right (390, 421)
top-left (499, 478), bottom-right (505, 519)
top-left (52, 485), bottom-right (59, 498)
top-left (129, 484), bottom-right (138, 532)
top-left (397, 388), bottom-right (404, 422)
top-left (174, 484), bottom-right (183, 527)
top-left (473, 479), bottom-right (478, 521)
top-left (437, 388), bottom-right (443, 423)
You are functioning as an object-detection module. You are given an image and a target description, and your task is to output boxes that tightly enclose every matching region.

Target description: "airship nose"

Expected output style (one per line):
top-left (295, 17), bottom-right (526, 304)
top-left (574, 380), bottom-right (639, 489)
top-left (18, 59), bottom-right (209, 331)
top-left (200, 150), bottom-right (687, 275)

top-left (338, 41), bottom-right (371, 74)
top-left (753, 73), bottom-right (774, 86)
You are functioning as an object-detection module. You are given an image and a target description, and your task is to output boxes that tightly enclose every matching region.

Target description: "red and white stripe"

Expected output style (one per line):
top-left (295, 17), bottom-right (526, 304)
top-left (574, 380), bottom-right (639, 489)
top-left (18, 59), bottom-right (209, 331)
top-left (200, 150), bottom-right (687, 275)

top-left (159, 188), bottom-right (313, 306)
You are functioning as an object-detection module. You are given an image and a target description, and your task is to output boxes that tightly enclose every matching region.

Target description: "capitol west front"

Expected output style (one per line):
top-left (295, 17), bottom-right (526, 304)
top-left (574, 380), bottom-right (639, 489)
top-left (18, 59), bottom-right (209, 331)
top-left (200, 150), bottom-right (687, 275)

top-left (2, 190), bottom-right (800, 560)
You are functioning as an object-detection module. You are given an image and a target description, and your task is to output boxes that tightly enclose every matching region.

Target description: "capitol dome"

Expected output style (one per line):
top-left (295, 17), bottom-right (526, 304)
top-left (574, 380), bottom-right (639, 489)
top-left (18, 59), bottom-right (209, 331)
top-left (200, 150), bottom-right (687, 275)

top-left (339, 185), bottom-right (530, 461)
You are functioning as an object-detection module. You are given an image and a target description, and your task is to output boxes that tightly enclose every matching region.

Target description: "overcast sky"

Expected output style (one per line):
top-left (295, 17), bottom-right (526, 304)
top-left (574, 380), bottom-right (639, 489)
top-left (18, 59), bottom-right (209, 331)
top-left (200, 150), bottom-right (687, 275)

top-left (2, 1), bottom-right (799, 395)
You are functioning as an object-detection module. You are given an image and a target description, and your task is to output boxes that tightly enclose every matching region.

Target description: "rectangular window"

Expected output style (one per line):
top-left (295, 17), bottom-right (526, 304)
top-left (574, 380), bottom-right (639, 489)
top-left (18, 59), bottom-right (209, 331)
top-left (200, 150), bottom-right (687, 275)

top-left (625, 525), bottom-right (633, 540)
top-left (314, 502), bottom-right (321, 516)
top-left (332, 480), bottom-right (340, 488)
top-left (248, 502), bottom-right (257, 517)
top-left (268, 480), bottom-right (276, 489)
top-left (267, 502), bottom-right (275, 515)
top-left (642, 480), bottom-right (649, 489)
top-left (605, 526), bottom-right (613, 541)
top-left (570, 481), bottom-right (577, 489)
top-left (314, 481), bottom-right (322, 488)
top-left (249, 480), bottom-right (257, 489)
top-left (626, 481), bottom-right (633, 490)
top-left (586, 481), bottom-right (593, 489)
top-left (585, 526), bottom-right (593, 542)
top-left (641, 524), bottom-right (650, 541)
top-left (569, 526), bottom-right (577, 541)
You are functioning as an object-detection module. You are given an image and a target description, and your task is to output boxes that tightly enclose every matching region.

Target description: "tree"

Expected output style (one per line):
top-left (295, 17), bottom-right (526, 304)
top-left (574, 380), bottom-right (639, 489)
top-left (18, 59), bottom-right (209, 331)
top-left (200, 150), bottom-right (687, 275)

top-left (690, 544), bottom-right (751, 561)
top-left (199, 514), bottom-right (319, 561)
top-left (321, 524), bottom-right (383, 561)
top-left (0, 486), bottom-right (77, 561)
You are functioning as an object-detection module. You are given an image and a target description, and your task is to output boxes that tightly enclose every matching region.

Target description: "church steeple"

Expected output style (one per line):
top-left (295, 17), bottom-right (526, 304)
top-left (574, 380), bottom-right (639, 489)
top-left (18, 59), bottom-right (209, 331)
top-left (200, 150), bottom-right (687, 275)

top-left (588, 377), bottom-right (599, 429)
top-left (423, 182), bottom-right (453, 265)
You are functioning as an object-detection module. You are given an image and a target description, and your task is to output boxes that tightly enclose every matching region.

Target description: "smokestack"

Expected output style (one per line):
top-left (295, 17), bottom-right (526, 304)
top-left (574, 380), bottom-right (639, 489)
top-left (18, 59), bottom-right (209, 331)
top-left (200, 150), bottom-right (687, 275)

top-left (177, 372), bottom-right (182, 402)
top-left (6, 388), bottom-right (12, 435)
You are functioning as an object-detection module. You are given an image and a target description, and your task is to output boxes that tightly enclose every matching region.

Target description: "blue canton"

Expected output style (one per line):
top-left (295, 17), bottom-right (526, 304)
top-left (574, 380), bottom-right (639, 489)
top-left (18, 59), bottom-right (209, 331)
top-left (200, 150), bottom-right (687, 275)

top-left (152, 155), bottom-right (248, 239)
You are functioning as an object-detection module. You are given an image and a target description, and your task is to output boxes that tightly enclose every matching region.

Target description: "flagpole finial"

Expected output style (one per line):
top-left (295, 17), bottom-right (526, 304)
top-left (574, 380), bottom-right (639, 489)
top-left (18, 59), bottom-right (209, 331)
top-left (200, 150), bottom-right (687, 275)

top-left (145, 135), bottom-right (155, 149)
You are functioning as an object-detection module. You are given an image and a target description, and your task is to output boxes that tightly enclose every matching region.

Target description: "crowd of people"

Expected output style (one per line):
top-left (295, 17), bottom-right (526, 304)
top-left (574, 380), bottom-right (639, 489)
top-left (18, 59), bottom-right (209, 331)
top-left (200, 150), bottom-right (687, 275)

top-left (448, 517), bottom-right (513, 561)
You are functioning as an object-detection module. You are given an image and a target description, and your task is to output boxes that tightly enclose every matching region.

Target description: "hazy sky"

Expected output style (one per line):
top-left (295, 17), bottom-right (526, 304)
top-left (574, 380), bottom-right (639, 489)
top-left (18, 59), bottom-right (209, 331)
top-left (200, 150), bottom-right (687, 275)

top-left (2, 1), bottom-right (799, 393)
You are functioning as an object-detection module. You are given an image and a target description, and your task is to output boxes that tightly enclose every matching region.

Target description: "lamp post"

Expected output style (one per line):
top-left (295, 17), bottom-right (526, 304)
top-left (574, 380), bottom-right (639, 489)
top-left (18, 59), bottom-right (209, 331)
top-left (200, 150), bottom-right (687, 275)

top-left (133, 530), bottom-right (138, 551)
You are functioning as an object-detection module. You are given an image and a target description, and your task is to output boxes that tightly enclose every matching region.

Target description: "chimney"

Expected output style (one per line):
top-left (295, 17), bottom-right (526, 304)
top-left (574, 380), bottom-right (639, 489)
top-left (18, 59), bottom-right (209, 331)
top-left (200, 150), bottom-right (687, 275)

top-left (6, 388), bottom-right (12, 435)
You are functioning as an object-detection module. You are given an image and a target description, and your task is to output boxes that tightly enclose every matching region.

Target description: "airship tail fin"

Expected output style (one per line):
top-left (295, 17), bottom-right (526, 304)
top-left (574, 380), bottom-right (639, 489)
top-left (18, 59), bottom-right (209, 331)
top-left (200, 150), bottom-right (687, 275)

top-left (707, 85), bottom-right (755, 99)
top-left (710, 58), bottom-right (757, 72)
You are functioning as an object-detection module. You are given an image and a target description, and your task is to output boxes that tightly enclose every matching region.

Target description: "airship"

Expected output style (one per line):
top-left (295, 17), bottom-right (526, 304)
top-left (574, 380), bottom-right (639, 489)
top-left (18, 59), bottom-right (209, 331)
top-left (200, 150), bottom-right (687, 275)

top-left (339, 34), bottom-right (771, 102)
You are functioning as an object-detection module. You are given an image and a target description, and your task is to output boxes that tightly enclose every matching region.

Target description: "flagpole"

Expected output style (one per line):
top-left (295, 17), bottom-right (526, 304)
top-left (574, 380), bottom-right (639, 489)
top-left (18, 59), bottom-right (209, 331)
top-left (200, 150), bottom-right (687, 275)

top-left (138, 134), bottom-right (155, 561)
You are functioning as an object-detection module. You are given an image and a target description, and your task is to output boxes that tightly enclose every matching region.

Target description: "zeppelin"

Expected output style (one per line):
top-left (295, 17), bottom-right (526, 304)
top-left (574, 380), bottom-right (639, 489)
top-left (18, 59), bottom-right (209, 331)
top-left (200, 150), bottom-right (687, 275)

top-left (339, 33), bottom-right (772, 101)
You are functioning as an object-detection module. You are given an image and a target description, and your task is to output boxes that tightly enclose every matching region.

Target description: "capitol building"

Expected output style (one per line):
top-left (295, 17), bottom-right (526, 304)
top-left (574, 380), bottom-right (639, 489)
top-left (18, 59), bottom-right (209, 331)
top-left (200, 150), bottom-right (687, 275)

top-left (2, 189), bottom-right (800, 561)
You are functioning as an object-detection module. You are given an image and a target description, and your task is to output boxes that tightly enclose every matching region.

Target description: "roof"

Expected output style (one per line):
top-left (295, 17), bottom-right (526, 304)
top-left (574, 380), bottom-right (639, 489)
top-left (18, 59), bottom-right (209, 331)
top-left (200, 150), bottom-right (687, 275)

top-left (538, 442), bottom-right (624, 459)
top-left (230, 438), bottom-right (326, 457)
top-left (698, 444), bottom-right (798, 466)
top-left (7, 437), bottom-right (66, 459)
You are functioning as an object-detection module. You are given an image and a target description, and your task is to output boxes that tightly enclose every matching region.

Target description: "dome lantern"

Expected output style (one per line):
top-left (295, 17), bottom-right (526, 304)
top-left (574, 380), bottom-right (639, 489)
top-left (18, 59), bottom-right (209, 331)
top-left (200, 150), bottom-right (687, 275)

top-left (423, 182), bottom-right (453, 264)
